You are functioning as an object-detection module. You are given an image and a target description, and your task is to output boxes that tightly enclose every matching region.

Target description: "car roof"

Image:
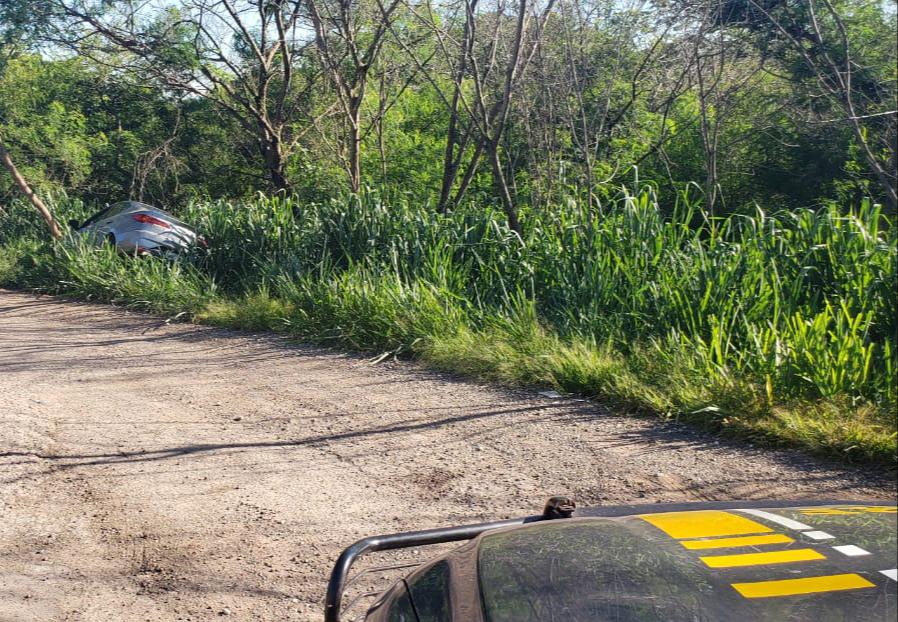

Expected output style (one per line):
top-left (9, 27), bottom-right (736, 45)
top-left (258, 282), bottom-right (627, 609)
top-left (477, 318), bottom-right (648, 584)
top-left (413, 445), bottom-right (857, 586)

top-left (361, 501), bottom-right (897, 622)
top-left (81, 201), bottom-right (193, 231)
top-left (110, 200), bottom-right (154, 209)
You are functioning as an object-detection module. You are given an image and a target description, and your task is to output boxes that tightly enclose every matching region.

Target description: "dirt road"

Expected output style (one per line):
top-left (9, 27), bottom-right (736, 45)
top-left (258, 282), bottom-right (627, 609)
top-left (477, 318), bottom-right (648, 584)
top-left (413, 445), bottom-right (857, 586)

top-left (0, 290), bottom-right (893, 621)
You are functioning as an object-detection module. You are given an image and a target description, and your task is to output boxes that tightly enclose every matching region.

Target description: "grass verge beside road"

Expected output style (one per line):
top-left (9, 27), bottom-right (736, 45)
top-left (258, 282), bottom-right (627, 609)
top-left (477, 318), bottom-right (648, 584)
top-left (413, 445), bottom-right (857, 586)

top-left (1, 189), bottom-right (895, 465)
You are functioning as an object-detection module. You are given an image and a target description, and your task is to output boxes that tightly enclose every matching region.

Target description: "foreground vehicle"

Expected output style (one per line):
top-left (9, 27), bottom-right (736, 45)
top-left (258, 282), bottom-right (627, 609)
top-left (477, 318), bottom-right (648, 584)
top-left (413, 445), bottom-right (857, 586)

top-left (326, 499), bottom-right (897, 621)
top-left (69, 201), bottom-right (203, 258)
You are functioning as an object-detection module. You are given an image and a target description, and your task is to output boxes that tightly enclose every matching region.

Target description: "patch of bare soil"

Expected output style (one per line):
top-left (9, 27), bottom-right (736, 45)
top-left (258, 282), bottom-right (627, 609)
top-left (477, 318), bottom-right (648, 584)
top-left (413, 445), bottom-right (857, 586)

top-left (0, 290), bottom-right (893, 621)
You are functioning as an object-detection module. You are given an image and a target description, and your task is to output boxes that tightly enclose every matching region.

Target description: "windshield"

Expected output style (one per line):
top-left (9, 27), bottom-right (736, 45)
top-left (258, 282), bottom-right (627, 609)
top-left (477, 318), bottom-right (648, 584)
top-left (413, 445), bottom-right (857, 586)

top-left (78, 207), bottom-right (114, 228)
top-left (78, 202), bottom-right (139, 228)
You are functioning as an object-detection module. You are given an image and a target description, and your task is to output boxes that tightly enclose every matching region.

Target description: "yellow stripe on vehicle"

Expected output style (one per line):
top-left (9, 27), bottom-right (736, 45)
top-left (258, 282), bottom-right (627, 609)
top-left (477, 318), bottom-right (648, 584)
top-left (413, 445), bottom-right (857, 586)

top-left (801, 506), bottom-right (897, 516)
top-left (732, 573), bottom-right (875, 598)
top-left (681, 534), bottom-right (794, 550)
top-left (701, 548), bottom-right (825, 568)
top-left (800, 509), bottom-right (861, 516)
top-left (640, 510), bottom-right (774, 539)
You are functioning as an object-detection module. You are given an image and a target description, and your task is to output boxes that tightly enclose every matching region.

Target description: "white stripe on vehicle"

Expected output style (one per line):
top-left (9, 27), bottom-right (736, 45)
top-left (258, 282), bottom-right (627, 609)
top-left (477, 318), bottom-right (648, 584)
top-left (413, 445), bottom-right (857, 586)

top-left (832, 545), bottom-right (871, 557)
top-left (737, 509), bottom-right (813, 531)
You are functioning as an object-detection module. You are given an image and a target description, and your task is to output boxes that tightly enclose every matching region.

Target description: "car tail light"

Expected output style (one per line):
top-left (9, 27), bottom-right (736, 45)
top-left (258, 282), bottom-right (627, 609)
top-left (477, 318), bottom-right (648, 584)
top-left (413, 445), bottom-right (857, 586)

top-left (132, 213), bottom-right (171, 228)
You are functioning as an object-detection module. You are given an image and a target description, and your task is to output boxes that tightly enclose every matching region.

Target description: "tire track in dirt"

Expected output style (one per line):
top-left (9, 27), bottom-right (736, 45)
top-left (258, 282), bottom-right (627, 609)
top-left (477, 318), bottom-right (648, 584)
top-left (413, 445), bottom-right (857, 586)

top-left (0, 290), bottom-right (893, 621)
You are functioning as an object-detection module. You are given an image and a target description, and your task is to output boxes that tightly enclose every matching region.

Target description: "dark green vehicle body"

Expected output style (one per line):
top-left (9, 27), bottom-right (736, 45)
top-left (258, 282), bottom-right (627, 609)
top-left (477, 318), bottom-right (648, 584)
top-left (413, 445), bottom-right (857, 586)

top-left (342, 502), bottom-right (897, 622)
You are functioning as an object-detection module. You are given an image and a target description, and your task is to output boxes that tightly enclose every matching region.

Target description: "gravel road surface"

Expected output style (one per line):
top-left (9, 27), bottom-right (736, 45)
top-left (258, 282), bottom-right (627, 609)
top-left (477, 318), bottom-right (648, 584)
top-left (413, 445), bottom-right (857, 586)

top-left (0, 290), bottom-right (893, 621)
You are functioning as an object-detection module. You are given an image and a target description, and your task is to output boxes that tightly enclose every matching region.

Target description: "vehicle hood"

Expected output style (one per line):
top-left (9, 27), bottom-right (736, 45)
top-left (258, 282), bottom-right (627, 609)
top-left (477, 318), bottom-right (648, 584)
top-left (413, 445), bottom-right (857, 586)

top-left (473, 503), bottom-right (896, 622)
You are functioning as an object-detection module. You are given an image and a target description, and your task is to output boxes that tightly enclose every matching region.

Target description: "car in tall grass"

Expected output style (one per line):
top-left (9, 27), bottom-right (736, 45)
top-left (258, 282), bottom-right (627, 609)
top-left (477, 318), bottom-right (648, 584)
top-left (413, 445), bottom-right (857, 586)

top-left (325, 498), bottom-right (897, 621)
top-left (69, 201), bottom-right (204, 259)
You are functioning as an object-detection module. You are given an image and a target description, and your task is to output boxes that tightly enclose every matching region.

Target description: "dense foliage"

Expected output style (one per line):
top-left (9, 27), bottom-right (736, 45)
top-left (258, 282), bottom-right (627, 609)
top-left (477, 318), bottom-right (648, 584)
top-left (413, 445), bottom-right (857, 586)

top-left (0, 0), bottom-right (895, 214)
top-left (2, 191), bottom-right (895, 462)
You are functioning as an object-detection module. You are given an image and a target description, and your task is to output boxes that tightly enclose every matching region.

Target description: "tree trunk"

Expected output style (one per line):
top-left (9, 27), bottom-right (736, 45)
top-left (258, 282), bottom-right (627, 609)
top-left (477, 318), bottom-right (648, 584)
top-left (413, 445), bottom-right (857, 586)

top-left (348, 125), bottom-right (361, 194)
top-left (0, 139), bottom-right (63, 240)
top-left (451, 141), bottom-right (485, 209)
top-left (438, 15), bottom-right (475, 213)
top-left (377, 72), bottom-right (388, 187)
top-left (260, 137), bottom-right (290, 192)
top-left (437, 96), bottom-right (463, 212)
top-left (348, 101), bottom-right (362, 194)
top-left (487, 141), bottom-right (521, 234)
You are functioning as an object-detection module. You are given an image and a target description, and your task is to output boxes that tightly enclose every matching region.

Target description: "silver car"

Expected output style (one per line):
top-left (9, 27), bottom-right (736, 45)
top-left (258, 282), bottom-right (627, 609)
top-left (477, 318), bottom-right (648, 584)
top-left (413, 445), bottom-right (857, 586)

top-left (70, 201), bottom-right (205, 258)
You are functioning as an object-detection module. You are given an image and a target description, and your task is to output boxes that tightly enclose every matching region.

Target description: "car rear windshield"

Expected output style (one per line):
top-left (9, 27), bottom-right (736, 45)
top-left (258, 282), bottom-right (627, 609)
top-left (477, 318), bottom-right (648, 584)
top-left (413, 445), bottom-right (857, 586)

top-left (79, 202), bottom-right (137, 227)
top-left (78, 207), bottom-right (114, 228)
top-left (476, 516), bottom-right (896, 622)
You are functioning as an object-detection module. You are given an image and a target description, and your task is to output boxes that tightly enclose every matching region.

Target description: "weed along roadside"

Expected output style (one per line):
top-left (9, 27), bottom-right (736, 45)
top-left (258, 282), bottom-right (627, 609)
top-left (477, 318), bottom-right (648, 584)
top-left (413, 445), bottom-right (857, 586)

top-left (1, 189), bottom-right (894, 466)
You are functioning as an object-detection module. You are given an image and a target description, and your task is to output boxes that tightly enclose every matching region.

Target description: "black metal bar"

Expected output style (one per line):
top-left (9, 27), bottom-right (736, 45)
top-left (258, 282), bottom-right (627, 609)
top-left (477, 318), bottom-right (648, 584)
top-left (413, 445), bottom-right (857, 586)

top-left (324, 514), bottom-right (545, 622)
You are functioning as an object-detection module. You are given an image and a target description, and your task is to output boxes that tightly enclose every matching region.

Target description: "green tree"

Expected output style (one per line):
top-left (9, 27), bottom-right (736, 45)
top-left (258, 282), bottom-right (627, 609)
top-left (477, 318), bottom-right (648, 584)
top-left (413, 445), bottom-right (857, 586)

top-left (717, 0), bottom-right (897, 212)
top-left (0, 0), bottom-right (64, 238)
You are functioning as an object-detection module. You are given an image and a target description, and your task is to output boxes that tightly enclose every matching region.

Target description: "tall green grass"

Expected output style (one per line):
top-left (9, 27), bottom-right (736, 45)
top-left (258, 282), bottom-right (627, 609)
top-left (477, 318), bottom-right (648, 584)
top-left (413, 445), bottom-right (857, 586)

top-left (1, 188), bottom-right (895, 463)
